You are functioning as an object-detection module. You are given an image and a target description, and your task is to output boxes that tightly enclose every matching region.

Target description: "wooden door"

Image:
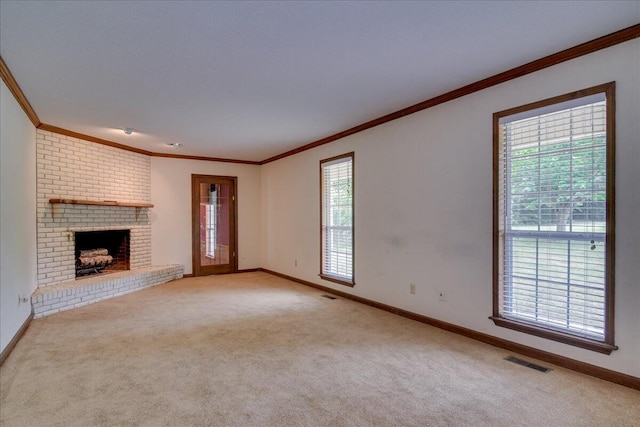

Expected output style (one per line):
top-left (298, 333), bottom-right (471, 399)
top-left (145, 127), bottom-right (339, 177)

top-left (192, 175), bottom-right (237, 276)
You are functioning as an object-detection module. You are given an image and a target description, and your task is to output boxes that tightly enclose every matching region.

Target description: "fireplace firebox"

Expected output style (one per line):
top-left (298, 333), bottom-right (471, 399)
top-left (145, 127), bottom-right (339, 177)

top-left (74, 230), bottom-right (130, 277)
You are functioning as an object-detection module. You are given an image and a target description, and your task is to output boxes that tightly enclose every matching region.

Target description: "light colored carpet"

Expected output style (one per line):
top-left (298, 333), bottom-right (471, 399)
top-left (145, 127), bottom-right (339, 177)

top-left (1, 272), bottom-right (638, 426)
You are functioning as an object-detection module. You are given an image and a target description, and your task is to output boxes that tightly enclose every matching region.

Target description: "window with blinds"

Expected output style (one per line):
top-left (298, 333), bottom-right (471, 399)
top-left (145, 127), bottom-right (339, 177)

top-left (492, 83), bottom-right (616, 354)
top-left (320, 152), bottom-right (354, 286)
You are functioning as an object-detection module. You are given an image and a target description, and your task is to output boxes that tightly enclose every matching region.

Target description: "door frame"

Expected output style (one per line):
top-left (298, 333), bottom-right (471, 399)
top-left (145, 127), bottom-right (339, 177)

top-left (191, 174), bottom-right (238, 276)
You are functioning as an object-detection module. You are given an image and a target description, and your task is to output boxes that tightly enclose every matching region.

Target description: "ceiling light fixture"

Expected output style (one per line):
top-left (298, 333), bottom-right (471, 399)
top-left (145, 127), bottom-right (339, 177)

top-left (124, 128), bottom-right (134, 135)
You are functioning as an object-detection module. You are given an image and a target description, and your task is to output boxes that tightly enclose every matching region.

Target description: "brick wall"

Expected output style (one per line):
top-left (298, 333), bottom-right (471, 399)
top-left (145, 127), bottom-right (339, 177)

top-left (36, 130), bottom-right (152, 287)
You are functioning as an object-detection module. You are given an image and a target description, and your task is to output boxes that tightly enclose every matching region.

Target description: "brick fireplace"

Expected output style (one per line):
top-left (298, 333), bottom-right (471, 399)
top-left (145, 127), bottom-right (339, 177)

top-left (36, 130), bottom-right (152, 287)
top-left (33, 129), bottom-right (183, 318)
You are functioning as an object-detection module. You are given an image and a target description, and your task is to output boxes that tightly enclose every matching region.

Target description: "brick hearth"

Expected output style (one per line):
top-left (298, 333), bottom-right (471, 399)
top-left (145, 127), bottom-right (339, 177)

top-left (31, 265), bottom-right (184, 318)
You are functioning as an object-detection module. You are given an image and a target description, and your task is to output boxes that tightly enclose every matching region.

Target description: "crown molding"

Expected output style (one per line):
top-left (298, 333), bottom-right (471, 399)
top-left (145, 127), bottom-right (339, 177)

top-left (0, 55), bottom-right (41, 127)
top-left (3, 25), bottom-right (638, 164)
top-left (151, 152), bottom-right (261, 165)
top-left (38, 124), bottom-right (154, 156)
top-left (37, 124), bottom-right (261, 164)
top-left (260, 23), bottom-right (640, 164)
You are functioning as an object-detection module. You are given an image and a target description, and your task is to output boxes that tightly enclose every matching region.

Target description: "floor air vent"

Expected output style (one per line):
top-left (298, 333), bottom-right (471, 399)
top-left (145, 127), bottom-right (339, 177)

top-left (505, 356), bottom-right (552, 373)
top-left (321, 294), bottom-right (337, 300)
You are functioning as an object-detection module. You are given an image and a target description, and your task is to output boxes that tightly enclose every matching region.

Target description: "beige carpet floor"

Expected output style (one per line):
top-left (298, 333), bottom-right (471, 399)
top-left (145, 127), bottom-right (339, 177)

top-left (1, 272), bottom-right (638, 426)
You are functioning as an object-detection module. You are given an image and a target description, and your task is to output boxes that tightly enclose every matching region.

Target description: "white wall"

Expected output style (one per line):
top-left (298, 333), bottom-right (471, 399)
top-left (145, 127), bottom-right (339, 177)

top-left (0, 80), bottom-right (37, 354)
top-left (261, 40), bottom-right (640, 377)
top-left (151, 157), bottom-right (261, 274)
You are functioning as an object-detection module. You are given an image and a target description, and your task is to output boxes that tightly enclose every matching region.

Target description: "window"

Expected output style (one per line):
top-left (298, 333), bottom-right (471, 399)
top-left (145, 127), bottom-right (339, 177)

top-left (205, 203), bottom-right (216, 258)
top-left (205, 190), bottom-right (217, 259)
top-left (492, 83), bottom-right (616, 354)
top-left (320, 152), bottom-right (354, 286)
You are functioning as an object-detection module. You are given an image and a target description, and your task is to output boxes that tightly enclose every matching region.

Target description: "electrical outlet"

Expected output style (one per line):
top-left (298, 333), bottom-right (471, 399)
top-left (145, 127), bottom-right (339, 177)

top-left (439, 290), bottom-right (446, 302)
top-left (410, 284), bottom-right (416, 294)
top-left (18, 294), bottom-right (29, 304)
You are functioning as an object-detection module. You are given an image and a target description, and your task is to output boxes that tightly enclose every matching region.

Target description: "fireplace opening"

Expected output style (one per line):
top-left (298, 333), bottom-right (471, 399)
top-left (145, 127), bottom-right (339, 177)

top-left (74, 230), bottom-right (130, 277)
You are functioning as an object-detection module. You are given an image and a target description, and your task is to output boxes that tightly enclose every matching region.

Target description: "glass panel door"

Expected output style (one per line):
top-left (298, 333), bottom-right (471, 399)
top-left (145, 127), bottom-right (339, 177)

top-left (192, 175), bottom-right (236, 275)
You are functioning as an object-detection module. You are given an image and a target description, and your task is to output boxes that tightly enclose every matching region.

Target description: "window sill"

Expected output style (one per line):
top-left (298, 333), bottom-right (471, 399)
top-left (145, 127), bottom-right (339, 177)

top-left (489, 316), bottom-right (617, 355)
top-left (319, 274), bottom-right (355, 288)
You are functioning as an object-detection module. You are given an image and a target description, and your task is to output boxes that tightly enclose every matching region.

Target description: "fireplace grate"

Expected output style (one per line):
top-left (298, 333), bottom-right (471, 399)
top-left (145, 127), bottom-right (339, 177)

top-left (74, 230), bottom-right (130, 278)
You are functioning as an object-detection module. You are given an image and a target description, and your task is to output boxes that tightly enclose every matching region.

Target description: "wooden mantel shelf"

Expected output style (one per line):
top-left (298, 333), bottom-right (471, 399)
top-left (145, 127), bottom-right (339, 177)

top-left (49, 199), bottom-right (153, 220)
top-left (49, 198), bottom-right (154, 208)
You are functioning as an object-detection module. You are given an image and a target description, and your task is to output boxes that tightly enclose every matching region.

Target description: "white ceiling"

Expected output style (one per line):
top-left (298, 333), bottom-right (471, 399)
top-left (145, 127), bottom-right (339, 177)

top-left (1, 1), bottom-right (638, 162)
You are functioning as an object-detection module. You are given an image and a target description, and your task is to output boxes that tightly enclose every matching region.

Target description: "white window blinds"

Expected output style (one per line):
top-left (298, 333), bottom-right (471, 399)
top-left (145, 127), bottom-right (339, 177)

top-left (495, 88), bottom-right (613, 345)
top-left (321, 154), bottom-right (354, 284)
